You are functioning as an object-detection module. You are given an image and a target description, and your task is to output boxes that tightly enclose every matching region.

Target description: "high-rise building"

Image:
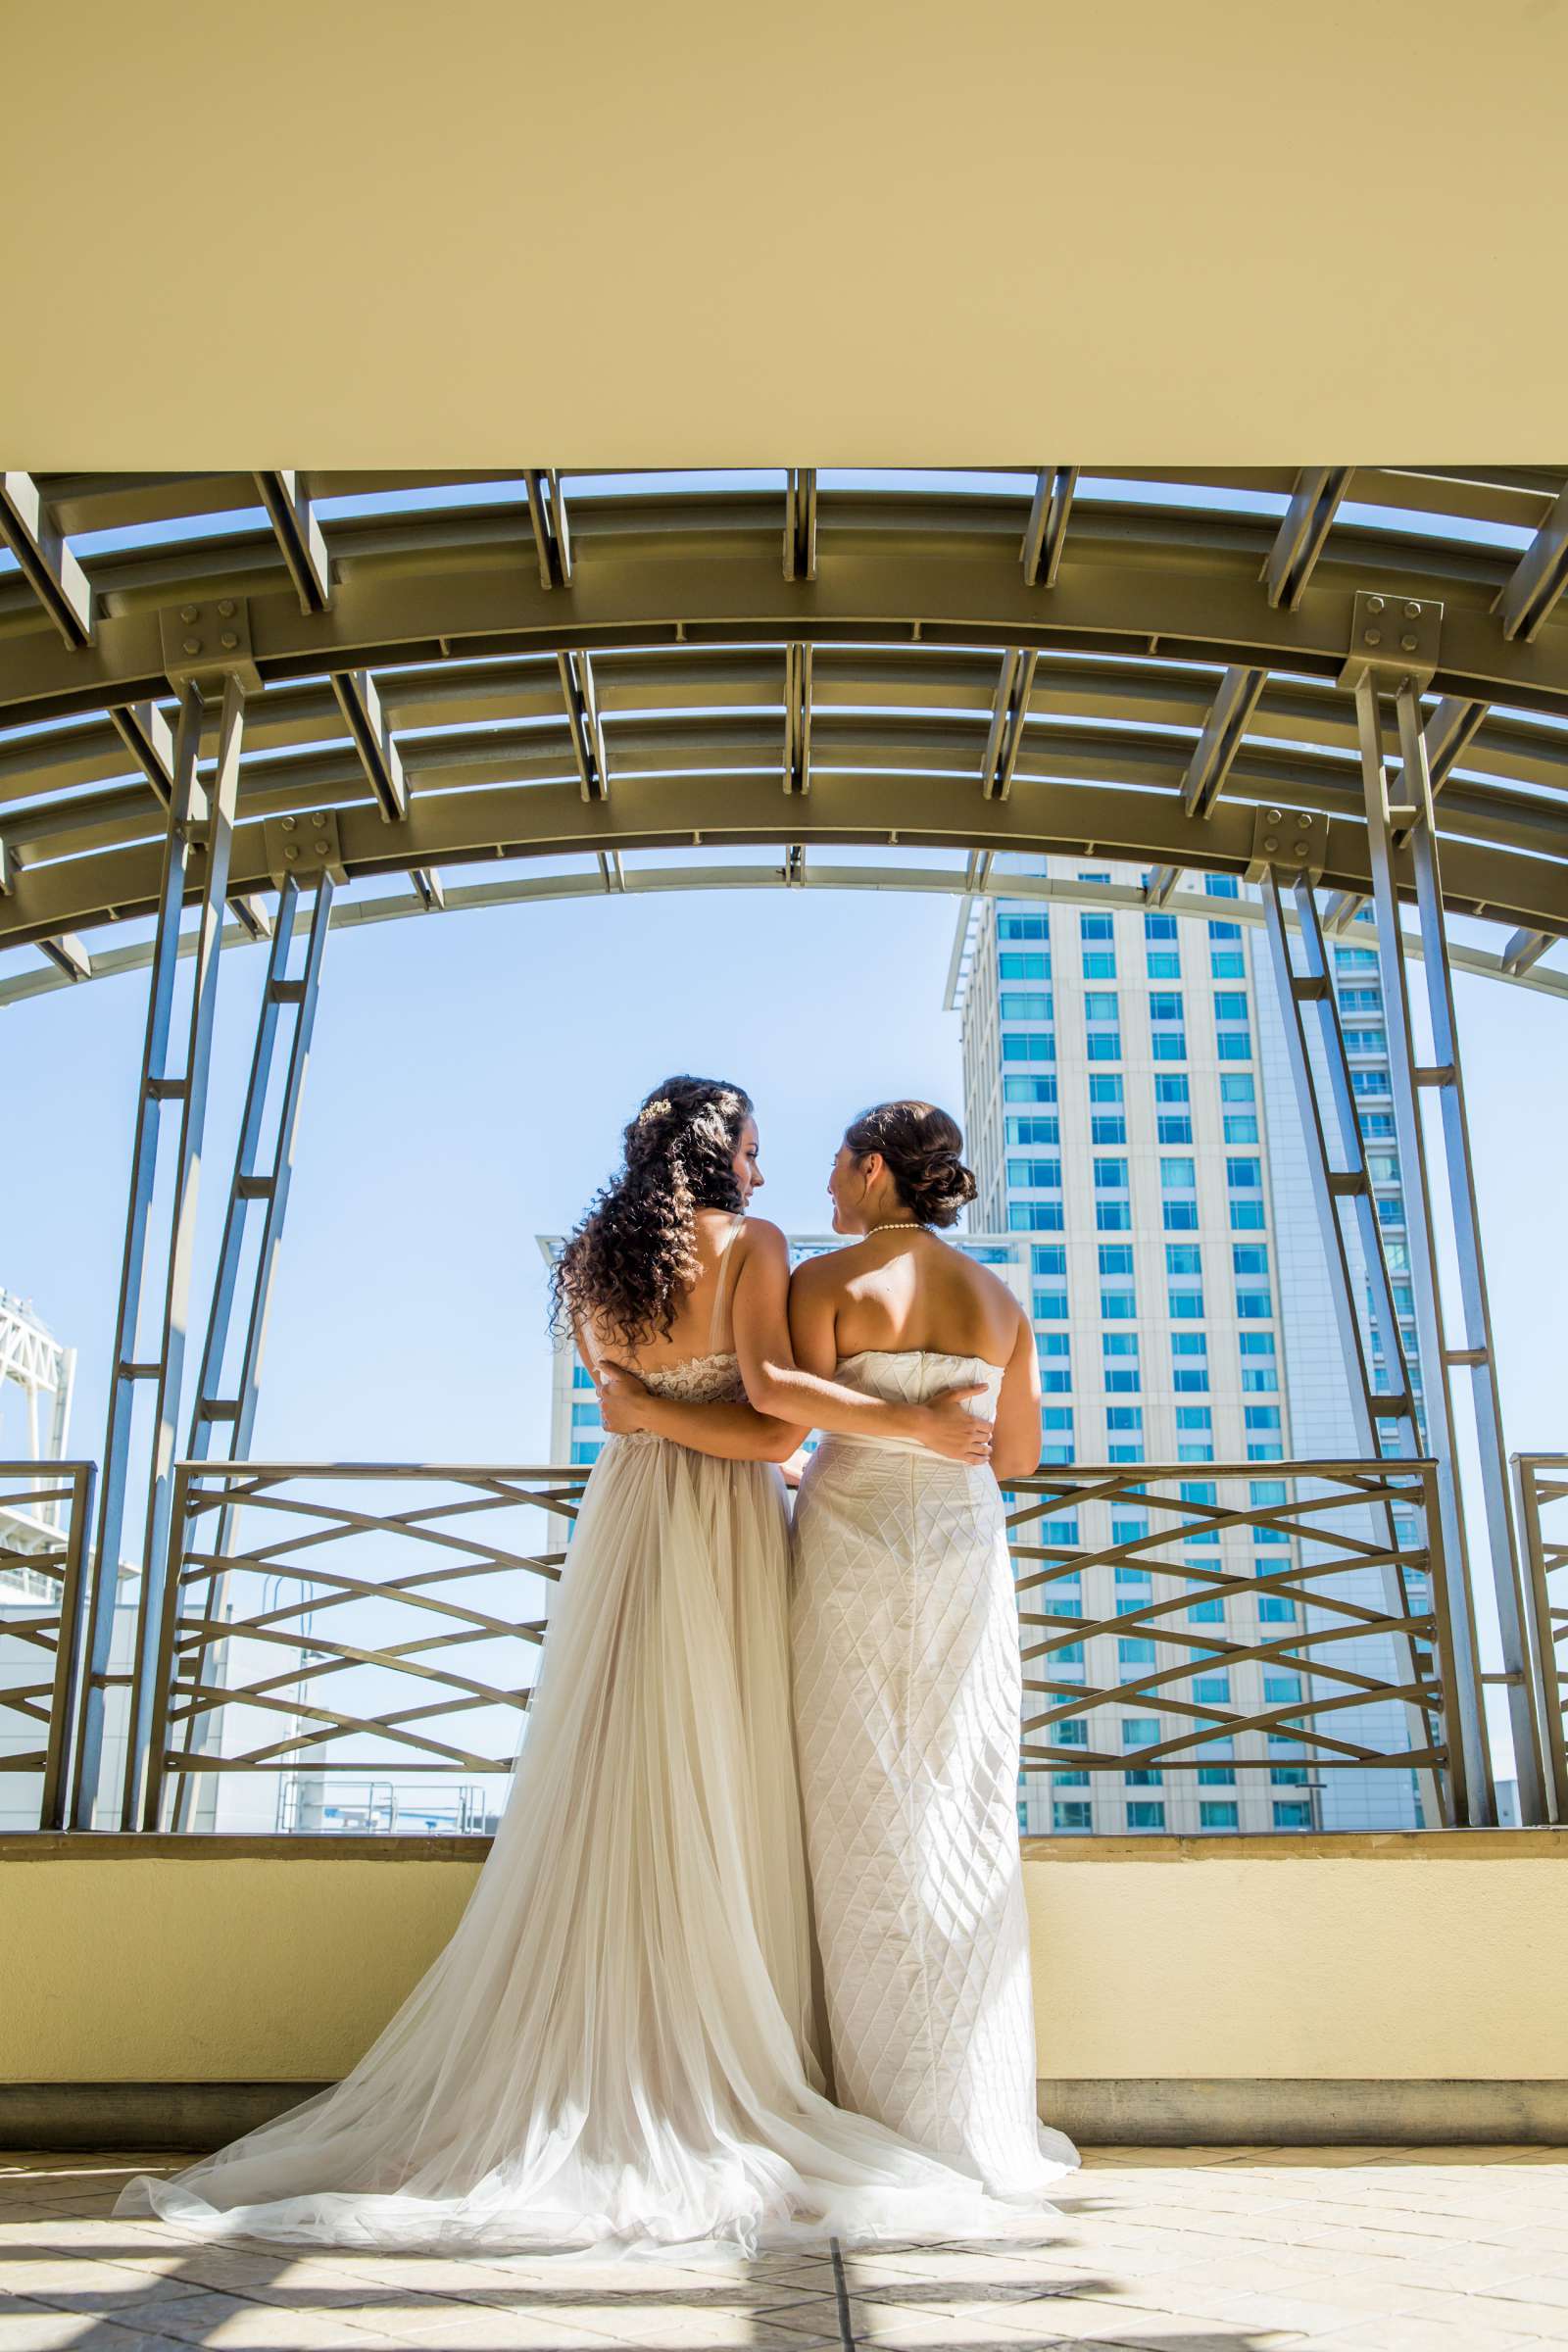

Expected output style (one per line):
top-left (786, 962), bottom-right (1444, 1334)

top-left (950, 857), bottom-right (1428, 1838)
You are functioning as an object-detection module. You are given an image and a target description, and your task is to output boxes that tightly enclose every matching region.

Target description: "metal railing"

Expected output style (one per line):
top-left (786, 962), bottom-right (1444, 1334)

top-left (24, 1451), bottom-right (1481, 1834)
top-left (138, 1462), bottom-right (588, 1832)
top-left (0, 1461), bottom-right (96, 1830)
top-left (1514, 1452), bottom-right (1567, 1821)
top-left (1008, 1459), bottom-right (1462, 1826)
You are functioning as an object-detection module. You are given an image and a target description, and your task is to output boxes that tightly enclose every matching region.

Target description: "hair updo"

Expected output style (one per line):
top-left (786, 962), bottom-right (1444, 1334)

top-left (551, 1075), bottom-right (754, 1349)
top-left (843, 1100), bottom-right (978, 1230)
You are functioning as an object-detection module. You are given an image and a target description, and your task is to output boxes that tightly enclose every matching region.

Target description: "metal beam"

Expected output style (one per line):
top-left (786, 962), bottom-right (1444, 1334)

top-left (71, 675), bottom-right (246, 1830)
top-left (557, 650), bottom-right (608, 801)
top-left (1181, 665), bottom-right (1269, 818)
top-left (1351, 662), bottom-right (1546, 1824)
top-left (1495, 483), bottom-right (1568, 643)
top-left (0, 472), bottom-right (93, 648)
top-left (1262, 466), bottom-right (1351, 610)
top-left (161, 868), bottom-right (334, 1829)
top-left (783, 642), bottom-right (811, 794)
top-left (979, 649), bottom-right (1037, 801)
top-left (330, 668), bottom-right (408, 821)
top-left (784, 468), bottom-right (816, 582)
top-left (522, 469), bottom-right (571, 589)
top-left (1020, 466), bottom-right (1077, 587)
top-left (253, 471), bottom-right (332, 614)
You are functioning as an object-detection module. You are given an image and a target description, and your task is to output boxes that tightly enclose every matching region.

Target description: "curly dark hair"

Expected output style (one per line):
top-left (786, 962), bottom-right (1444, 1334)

top-left (550, 1075), bottom-right (756, 1351)
top-left (843, 1100), bottom-right (978, 1230)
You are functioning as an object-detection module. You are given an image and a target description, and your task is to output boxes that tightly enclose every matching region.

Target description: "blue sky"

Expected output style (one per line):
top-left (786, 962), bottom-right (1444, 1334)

top-left (3, 878), bottom-right (1564, 1493)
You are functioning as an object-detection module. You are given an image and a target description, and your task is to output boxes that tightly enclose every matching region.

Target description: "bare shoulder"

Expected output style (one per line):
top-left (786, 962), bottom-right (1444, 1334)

top-left (788, 1243), bottom-right (842, 1296)
top-left (737, 1215), bottom-right (790, 1266)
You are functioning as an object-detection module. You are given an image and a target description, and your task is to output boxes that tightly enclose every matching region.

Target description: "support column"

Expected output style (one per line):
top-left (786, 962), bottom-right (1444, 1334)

top-left (160, 865), bottom-right (335, 1831)
top-left (1256, 858), bottom-right (1483, 1825)
top-left (72, 675), bottom-right (245, 1829)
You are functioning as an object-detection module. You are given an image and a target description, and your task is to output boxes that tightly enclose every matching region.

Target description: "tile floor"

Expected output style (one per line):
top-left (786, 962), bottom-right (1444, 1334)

top-left (0, 2147), bottom-right (1565, 2349)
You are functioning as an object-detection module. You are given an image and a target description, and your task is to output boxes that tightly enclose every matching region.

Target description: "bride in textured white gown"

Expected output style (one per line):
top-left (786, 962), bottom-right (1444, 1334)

top-left (116, 1075), bottom-right (1067, 2256)
top-left (608, 1100), bottom-right (1078, 2202)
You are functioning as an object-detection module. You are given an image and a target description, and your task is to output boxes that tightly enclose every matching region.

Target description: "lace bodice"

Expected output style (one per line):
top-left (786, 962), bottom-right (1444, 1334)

top-left (633, 1351), bottom-right (747, 1405)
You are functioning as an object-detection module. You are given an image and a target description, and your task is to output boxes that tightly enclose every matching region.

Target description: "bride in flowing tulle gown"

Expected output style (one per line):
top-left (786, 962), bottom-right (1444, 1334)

top-left (117, 1075), bottom-right (1061, 2257)
top-left (612, 1100), bottom-right (1079, 2205)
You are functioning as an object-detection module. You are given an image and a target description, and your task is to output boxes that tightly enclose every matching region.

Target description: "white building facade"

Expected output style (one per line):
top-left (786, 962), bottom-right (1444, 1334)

top-left (953, 857), bottom-right (1428, 1838)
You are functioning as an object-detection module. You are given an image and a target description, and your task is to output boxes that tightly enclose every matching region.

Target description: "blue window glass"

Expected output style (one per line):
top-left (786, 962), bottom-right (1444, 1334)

top-left (1098, 1245), bottom-right (1134, 1275)
top-left (1032, 1245), bottom-right (1066, 1275)
top-left (1087, 1033), bottom-right (1122, 1061)
top-left (1151, 1033), bottom-right (1187, 1060)
top-left (1173, 1366), bottom-right (1210, 1392)
top-left (1149, 992), bottom-right (1185, 1023)
top-left (1038, 1329), bottom-right (1070, 1356)
top-left (999, 913), bottom-right (1050, 940)
top-left (1245, 1405), bottom-right (1282, 1430)
top-left (1265, 1673), bottom-right (1302, 1705)
top-left (1175, 1404), bottom-right (1212, 1430)
top-left (1126, 1800), bottom-right (1166, 1830)
top-left (1094, 1157), bottom-right (1128, 1189)
top-left (1168, 1288), bottom-right (1205, 1317)
top-left (1000, 951), bottom-right (1050, 978)
top-left (1107, 1442), bottom-right (1144, 1462)
top-left (1084, 992), bottom-right (1119, 1021)
top-left (1258, 1592), bottom-right (1298, 1623)
top-left (1165, 1244), bottom-right (1202, 1275)
top-left (1003, 1032), bottom-right (1055, 1062)
top-left (1157, 1113), bottom-right (1194, 1144)
top-left (1153, 1073), bottom-right (1191, 1102)
top-left (1207, 875), bottom-right (1240, 899)
top-left (571, 1363), bottom-right (596, 1390)
top-left (1226, 1156), bottom-right (1262, 1189)
top-left (1220, 1074), bottom-right (1256, 1102)
top-left (1213, 992), bottom-right (1249, 1020)
top-left (1144, 912), bottom-right (1178, 940)
top-left (1236, 1288), bottom-right (1274, 1318)
top-left (1101, 1289), bottom-right (1137, 1320)
top-left (1162, 1200), bottom-right (1200, 1231)
top-left (1223, 1113), bottom-right (1258, 1144)
top-left (1053, 1801), bottom-right (1093, 1832)
top-left (1004, 1074), bottom-right (1057, 1102)
top-left (1118, 1637), bottom-right (1156, 1666)
top-left (1008, 1115), bottom-right (1061, 1145)
top-left (1091, 1113), bottom-right (1127, 1145)
top-left (570, 1401), bottom-right (602, 1427)
top-left (1081, 951), bottom-right (1117, 979)
top-left (1105, 1367), bottom-right (1141, 1393)
top-left (1102, 1332), bottom-right (1139, 1354)
top-left (1146, 952), bottom-right (1181, 979)
top-left (1080, 912), bottom-right (1114, 941)
top-left (569, 1439), bottom-right (604, 1464)
top-left (1210, 951), bottom-right (1245, 978)
top-left (1171, 1331), bottom-right (1208, 1355)
top-left (1229, 1200), bottom-right (1266, 1230)
top-left (1239, 1333), bottom-right (1276, 1356)
top-left (1088, 1074), bottom-right (1124, 1103)
top-left (1232, 1245), bottom-right (1269, 1274)
top-left (1106, 1406), bottom-right (1144, 1431)
top-left (1008, 1157), bottom-right (1061, 1188)
top-left (1160, 1157), bottom-right (1196, 1189)
top-left (1273, 1800), bottom-right (1314, 1829)
top-left (1033, 1291), bottom-right (1069, 1319)
top-left (1200, 1801), bottom-right (1240, 1831)
top-left (1209, 918), bottom-right (1242, 939)
top-left (1199, 1765), bottom-right (1237, 1787)
top-left (1217, 1033), bottom-right (1253, 1059)
top-left (1243, 1366), bottom-right (1279, 1392)
top-left (1193, 1672), bottom-right (1231, 1703)
top-left (1010, 1202), bottom-right (1064, 1230)
top-left (1096, 1200), bottom-right (1132, 1230)
top-left (1043, 1407), bottom-right (1074, 1432)
top-left (1001, 991), bottom-right (1053, 1020)
top-left (1041, 1367), bottom-right (1071, 1394)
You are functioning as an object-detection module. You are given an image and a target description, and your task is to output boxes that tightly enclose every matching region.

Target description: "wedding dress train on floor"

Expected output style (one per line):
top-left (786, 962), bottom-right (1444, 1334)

top-left (115, 1247), bottom-right (1073, 2256)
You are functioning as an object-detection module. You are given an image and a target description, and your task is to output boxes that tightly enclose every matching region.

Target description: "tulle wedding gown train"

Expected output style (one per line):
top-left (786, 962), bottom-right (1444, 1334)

top-left (115, 1228), bottom-right (1071, 2257)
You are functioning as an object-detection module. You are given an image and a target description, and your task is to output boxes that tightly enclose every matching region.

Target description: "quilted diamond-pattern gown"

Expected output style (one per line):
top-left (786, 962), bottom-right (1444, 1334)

top-left (792, 1350), bottom-right (1080, 2194)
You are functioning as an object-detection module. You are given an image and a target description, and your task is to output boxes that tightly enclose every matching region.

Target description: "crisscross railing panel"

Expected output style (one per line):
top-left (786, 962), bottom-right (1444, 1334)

top-left (1514, 1451), bottom-right (1568, 1818)
top-left (0, 1461), bottom-right (94, 1828)
top-left (1004, 1458), bottom-right (1457, 1823)
top-left (142, 1462), bottom-right (588, 1832)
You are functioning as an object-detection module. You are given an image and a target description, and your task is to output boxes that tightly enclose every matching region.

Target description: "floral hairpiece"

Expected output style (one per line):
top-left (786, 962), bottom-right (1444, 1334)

top-left (637, 1097), bottom-right (672, 1123)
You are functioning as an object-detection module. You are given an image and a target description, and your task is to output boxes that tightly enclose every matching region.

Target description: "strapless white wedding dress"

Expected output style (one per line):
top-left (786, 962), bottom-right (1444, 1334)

top-left (117, 1257), bottom-right (1073, 2257)
top-left (792, 1349), bottom-right (1080, 2194)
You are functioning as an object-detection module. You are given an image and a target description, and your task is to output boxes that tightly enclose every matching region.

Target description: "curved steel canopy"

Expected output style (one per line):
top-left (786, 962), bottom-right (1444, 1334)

top-left (3, 465), bottom-right (1568, 999)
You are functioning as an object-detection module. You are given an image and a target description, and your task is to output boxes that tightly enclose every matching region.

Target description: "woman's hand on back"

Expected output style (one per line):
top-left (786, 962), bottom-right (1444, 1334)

top-left (596, 1362), bottom-right (651, 1436)
top-left (915, 1385), bottom-right (995, 1464)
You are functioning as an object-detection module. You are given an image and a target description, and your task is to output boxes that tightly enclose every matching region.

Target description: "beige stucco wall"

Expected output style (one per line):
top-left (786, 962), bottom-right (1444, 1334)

top-left (3, 1831), bottom-right (1564, 2084)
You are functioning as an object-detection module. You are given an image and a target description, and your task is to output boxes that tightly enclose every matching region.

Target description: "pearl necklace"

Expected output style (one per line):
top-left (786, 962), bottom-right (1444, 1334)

top-left (862, 1221), bottom-right (926, 1239)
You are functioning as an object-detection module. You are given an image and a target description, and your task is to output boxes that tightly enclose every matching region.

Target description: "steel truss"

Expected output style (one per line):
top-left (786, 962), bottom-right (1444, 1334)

top-left (0, 467), bottom-right (1559, 1826)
